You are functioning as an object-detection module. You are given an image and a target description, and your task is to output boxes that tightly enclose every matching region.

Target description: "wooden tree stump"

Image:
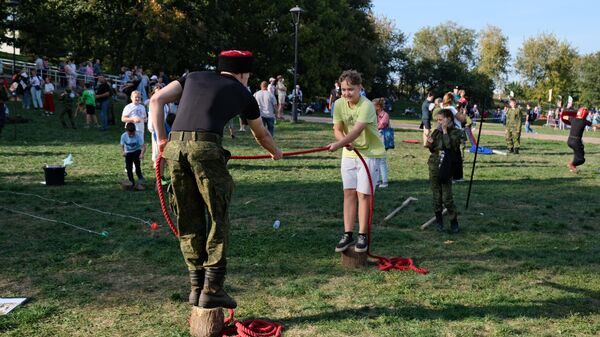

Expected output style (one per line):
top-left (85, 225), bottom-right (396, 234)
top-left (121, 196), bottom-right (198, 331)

top-left (340, 245), bottom-right (367, 268)
top-left (189, 306), bottom-right (224, 337)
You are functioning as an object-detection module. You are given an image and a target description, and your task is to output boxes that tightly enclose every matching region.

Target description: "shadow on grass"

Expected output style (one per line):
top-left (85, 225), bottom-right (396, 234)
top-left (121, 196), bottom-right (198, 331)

top-left (281, 283), bottom-right (600, 325)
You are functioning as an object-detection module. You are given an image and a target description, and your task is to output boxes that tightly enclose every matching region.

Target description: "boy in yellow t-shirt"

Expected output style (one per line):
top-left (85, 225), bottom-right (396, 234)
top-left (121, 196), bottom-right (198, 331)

top-left (328, 70), bottom-right (385, 253)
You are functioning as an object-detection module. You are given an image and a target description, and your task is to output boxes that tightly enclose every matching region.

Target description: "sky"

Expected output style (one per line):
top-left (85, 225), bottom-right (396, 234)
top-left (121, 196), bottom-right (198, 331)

top-left (371, 0), bottom-right (598, 67)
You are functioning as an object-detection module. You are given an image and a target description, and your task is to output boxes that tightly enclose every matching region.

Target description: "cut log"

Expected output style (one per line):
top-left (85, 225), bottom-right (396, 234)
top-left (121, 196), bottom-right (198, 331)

top-left (340, 245), bottom-right (367, 268)
top-left (189, 306), bottom-right (224, 337)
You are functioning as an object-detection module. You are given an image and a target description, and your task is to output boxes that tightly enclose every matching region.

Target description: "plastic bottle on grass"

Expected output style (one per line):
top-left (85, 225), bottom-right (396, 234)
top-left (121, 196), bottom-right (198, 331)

top-left (273, 220), bottom-right (281, 229)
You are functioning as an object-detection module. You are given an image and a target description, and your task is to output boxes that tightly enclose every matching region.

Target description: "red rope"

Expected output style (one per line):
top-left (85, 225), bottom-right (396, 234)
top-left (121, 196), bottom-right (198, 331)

top-left (230, 146), bottom-right (329, 160)
top-left (353, 149), bottom-right (428, 275)
top-left (154, 155), bottom-right (179, 237)
top-left (222, 309), bottom-right (284, 337)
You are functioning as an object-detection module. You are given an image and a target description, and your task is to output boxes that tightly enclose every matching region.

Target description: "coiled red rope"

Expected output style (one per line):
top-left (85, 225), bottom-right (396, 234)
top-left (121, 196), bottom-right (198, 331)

top-left (222, 309), bottom-right (283, 337)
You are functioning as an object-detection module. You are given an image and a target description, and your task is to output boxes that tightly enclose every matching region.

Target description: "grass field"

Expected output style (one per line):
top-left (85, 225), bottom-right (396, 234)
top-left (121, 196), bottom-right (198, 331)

top-left (1, 100), bottom-right (600, 337)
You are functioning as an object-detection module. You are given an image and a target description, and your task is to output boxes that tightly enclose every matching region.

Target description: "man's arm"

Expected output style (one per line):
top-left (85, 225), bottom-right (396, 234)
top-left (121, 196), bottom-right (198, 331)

top-left (247, 118), bottom-right (283, 160)
top-left (149, 80), bottom-right (183, 153)
top-left (328, 122), bottom-right (367, 151)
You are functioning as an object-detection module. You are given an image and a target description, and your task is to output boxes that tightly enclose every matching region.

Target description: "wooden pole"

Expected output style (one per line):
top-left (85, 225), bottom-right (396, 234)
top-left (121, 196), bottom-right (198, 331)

top-left (383, 197), bottom-right (418, 222)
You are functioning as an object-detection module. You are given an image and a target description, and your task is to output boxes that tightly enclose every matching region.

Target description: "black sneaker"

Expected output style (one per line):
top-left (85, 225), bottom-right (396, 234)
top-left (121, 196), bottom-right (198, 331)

top-left (355, 234), bottom-right (368, 253)
top-left (335, 233), bottom-right (354, 252)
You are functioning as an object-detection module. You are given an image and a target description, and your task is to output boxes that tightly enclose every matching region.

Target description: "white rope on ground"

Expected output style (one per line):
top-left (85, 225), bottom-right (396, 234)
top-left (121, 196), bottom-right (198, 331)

top-left (0, 190), bottom-right (152, 225)
top-left (1, 207), bottom-right (109, 237)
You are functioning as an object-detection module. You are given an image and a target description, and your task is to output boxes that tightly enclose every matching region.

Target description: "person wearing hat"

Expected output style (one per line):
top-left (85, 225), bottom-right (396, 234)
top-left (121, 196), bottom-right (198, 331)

top-left (149, 50), bottom-right (283, 309)
top-left (276, 75), bottom-right (286, 120)
top-left (267, 77), bottom-right (276, 97)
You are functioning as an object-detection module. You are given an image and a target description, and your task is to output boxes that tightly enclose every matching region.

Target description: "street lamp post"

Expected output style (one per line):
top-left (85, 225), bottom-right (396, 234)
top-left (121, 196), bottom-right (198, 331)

top-left (290, 5), bottom-right (304, 123)
top-left (8, 0), bottom-right (19, 74)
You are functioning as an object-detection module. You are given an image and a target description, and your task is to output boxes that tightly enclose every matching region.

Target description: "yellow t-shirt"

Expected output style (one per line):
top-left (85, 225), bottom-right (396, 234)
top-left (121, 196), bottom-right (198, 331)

top-left (333, 96), bottom-right (385, 158)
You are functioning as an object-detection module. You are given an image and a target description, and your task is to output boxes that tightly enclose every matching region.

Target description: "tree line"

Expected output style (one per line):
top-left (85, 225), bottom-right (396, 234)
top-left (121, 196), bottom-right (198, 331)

top-left (2, 1), bottom-right (598, 108)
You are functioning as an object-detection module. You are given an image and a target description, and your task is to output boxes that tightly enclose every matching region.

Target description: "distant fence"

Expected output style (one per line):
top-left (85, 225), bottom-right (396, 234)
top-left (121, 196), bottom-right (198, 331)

top-left (0, 57), bottom-right (125, 88)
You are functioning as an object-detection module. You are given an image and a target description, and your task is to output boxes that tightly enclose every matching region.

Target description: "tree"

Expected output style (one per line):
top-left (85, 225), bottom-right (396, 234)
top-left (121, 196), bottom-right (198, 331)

top-left (368, 13), bottom-right (407, 97)
top-left (4, 0), bottom-right (405, 101)
top-left (515, 33), bottom-right (578, 100)
top-left (477, 25), bottom-right (510, 88)
top-left (577, 52), bottom-right (600, 107)
top-left (411, 21), bottom-right (477, 68)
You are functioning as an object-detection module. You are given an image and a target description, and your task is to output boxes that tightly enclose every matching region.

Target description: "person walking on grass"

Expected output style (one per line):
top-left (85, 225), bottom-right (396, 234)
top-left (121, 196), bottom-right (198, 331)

top-left (253, 80), bottom-right (277, 136)
top-left (328, 70), bottom-right (385, 253)
top-left (421, 92), bottom-right (434, 146)
top-left (565, 107), bottom-right (594, 173)
top-left (59, 88), bottom-right (77, 129)
top-left (121, 90), bottom-right (147, 139)
top-left (425, 108), bottom-right (462, 233)
top-left (120, 122), bottom-right (146, 190)
top-left (80, 82), bottom-right (99, 128)
top-left (150, 50), bottom-right (282, 309)
top-left (505, 98), bottom-right (526, 154)
top-left (373, 97), bottom-right (390, 188)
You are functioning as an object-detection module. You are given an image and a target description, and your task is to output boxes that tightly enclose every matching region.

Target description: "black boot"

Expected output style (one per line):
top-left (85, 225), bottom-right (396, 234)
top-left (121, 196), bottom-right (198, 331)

top-left (197, 268), bottom-right (237, 309)
top-left (435, 211), bottom-right (444, 232)
top-left (450, 218), bottom-right (460, 234)
top-left (188, 269), bottom-right (205, 305)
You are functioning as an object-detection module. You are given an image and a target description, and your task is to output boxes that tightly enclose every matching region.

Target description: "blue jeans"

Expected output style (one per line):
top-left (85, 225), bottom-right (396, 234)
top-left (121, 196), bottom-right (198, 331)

top-left (525, 121), bottom-right (534, 133)
top-left (99, 99), bottom-right (110, 130)
top-left (263, 117), bottom-right (275, 136)
top-left (22, 90), bottom-right (31, 109)
top-left (378, 157), bottom-right (388, 185)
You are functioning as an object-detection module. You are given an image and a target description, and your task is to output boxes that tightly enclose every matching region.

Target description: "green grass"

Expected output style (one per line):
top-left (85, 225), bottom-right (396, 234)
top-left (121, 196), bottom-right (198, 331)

top-left (1, 100), bottom-right (600, 336)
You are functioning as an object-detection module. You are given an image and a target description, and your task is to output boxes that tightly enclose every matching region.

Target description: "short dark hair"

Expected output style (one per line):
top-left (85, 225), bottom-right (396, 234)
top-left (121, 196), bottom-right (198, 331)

top-left (125, 122), bottom-right (136, 132)
top-left (437, 108), bottom-right (454, 120)
top-left (338, 70), bottom-right (362, 86)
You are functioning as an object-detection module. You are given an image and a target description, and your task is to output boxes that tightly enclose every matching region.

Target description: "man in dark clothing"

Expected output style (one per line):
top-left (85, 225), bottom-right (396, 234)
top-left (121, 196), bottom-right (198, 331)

top-left (421, 92), bottom-right (434, 146)
top-left (150, 50), bottom-right (283, 309)
top-left (566, 107), bottom-right (592, 173)
top-left (95, 76), bottom-right (111, 131)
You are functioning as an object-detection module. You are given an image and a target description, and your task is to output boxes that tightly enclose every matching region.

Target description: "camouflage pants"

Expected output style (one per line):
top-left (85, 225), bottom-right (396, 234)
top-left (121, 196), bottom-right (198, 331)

top-left (505, 124), bottom-right (522, 150)
top-left (162, 132), bottom-right (234, 271)
top-left (428, 157), bottom-right (458, 221)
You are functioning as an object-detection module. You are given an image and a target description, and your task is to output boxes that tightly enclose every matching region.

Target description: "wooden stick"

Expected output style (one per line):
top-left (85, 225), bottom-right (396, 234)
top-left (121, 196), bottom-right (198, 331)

top-left (420, 208), bottom-right (447, 230)
top-left (383, 197), bottom-right (418, 221)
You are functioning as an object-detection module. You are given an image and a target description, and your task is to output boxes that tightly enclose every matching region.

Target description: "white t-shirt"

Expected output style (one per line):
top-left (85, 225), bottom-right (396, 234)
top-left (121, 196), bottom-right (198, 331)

top-left (43, 83), bottom-right (54, 94)
top-left (442, 105), bottom-right (462, 129)
top-left (253, 90), bottom-right (277, 119)
top-left (122, 103), bottom-right (147, 133)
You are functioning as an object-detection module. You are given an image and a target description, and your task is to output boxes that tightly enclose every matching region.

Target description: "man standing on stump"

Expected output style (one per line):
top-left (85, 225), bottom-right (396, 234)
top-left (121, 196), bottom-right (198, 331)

top-left (150, 50), bottom-right (283, 309)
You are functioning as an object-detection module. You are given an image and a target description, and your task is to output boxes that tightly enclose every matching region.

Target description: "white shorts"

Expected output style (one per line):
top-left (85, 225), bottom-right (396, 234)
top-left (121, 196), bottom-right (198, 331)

top-left (341, 157), bottom-right (380, 195)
